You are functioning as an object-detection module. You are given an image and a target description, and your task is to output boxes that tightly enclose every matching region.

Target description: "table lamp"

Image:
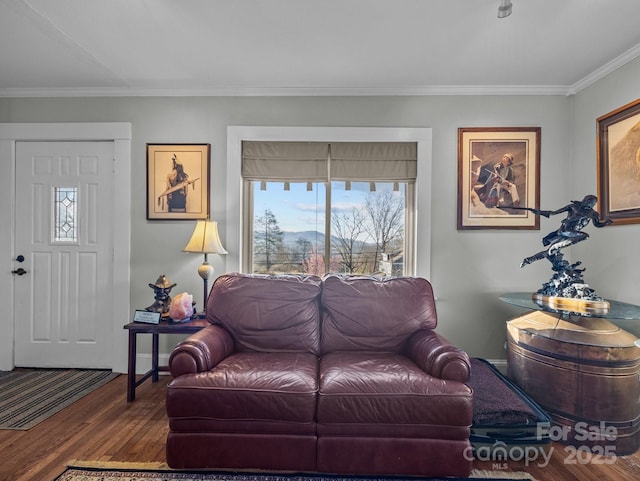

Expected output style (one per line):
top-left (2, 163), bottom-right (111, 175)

top-left (183, 220), bottom-right (228, 317)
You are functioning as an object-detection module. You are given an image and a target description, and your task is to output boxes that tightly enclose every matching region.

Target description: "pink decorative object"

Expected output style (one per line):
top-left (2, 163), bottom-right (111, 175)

top-left (169, 292), bottom-right (194, 321)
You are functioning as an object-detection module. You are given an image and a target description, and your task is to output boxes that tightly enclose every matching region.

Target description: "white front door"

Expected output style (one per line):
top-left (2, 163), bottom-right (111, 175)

top-left (14, 141), bottom-right (115, 368)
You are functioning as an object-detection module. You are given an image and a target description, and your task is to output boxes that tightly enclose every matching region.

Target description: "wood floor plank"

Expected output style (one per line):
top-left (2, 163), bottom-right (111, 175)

top-left (0, 373), bottom-right (638, 481)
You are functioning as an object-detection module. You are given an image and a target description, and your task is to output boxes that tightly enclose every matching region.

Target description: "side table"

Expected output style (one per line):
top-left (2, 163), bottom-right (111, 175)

top-left (123, 318), bottom-right (208, 401)
top-left (500, 293), bottom-right (640, 454)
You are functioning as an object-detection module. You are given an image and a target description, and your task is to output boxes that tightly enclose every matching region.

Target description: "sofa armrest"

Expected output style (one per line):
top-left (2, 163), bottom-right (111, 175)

top-left (405, 329), bottom-right (471, 383)
top-left (168, 324), bottom-right (234, 377)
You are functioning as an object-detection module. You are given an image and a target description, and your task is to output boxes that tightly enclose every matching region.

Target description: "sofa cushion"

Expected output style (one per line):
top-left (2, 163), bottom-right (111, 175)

top-left (167, 352), bottom-right (318, 429)
top-left (318, 351), bottom-right (473, 428)
top-left (207, 273), bottom-right (322, 354)
top-left (320, 275), bottom-right (437, 353)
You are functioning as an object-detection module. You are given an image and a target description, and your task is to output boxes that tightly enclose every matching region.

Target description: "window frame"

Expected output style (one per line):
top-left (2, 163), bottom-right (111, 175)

top-left (226, 126), bottom-right (432, 278)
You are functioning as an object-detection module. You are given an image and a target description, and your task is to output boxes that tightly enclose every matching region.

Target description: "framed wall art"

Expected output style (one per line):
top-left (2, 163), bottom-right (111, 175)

top-left (146, 143), bottom-right (210, 220)
top-left (597, 98), bottom-right (640, 225)
top-left (458, 127), bottom-right (540, 230)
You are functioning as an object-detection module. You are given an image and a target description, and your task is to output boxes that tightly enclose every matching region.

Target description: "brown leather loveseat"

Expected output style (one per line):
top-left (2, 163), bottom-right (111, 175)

top-left (166, 273), bottom-right (473, 477)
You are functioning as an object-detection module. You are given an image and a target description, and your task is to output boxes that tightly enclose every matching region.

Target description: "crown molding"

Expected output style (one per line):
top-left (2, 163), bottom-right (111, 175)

top-left (569, 43), bottom-right (640, 95)
top-left (0, 84), bottom-right (573, 98)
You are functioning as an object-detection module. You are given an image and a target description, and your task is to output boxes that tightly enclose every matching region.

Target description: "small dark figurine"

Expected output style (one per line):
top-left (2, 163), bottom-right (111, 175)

top-left (513, 195), bottom-right (612, 307)
top-left (146, 274), bottom-right (177, 316)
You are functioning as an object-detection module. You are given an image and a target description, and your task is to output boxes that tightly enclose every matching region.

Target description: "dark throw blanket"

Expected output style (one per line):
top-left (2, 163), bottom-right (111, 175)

top-left (467, 358), bottom-right (539, 426)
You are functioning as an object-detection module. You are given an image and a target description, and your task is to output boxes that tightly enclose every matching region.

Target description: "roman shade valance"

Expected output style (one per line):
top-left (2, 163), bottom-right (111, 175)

top-left (241, 141), bottom-right (329, 181)
top-left (330, 142), bottom-right (417, 181)
top-left (241, 141), bottom-right (417, 182)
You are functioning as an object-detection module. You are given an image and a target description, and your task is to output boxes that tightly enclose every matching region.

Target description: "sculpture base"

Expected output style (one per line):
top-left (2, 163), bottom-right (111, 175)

top-left (506, 310), bottom-right (640, 455)
top-left (532, 293), bottom-right (610, 315)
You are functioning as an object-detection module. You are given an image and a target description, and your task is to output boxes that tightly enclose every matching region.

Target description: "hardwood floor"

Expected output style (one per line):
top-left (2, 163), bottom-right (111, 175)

top-left (0, 374), bottom-right (638, 481)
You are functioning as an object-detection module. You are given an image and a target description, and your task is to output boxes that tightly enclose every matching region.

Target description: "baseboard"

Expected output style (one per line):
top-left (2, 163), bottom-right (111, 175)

top-left (135, 353), bottom-right (172, 375)
top-left (484, 358), bottom-right (507, 374)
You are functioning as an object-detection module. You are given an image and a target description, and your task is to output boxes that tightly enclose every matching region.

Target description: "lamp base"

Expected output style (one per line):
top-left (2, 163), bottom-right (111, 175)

top-left (197, 256), bottom-right (214, 319)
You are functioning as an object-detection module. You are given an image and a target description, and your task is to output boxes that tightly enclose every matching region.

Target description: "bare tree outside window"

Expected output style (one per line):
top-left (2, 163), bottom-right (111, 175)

top-left (331, 207), bottom-right (367, 274)
top-left (295, 237), bottom-right (313, 265)
top-left (364, 191), bottom-right (404, 273)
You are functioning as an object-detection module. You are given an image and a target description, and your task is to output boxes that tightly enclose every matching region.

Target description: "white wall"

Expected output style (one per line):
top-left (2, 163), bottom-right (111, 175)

top-left (570, 56), bottom-right (640, 336)
top-left (0, 94), bottom-right (576, 361)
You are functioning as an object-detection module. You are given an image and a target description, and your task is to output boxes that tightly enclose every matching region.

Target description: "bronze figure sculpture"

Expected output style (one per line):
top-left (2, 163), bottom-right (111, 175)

top-left (514, 195), bottom-right (612, 313)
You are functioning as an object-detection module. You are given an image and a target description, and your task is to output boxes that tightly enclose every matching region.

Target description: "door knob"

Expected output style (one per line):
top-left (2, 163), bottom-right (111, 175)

top-left (11, 268), bottom-right (27, 276)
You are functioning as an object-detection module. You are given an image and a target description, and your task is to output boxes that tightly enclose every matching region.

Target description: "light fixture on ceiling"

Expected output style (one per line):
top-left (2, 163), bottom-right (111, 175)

top-left (497, 0), bottom-right (513, 18)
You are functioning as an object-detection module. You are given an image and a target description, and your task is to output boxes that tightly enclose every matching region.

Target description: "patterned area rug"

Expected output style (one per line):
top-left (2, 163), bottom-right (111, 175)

top-left (0, 368), bottom-right (118, 430)
top-left (54, 465), bottom-right (538, 481)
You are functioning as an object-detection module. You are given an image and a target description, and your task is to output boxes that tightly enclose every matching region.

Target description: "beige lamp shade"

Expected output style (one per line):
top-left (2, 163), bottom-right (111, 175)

top-left (183, 220), bottom-right (228, 255)
top-left (184, 220), bottom-right (227, 317)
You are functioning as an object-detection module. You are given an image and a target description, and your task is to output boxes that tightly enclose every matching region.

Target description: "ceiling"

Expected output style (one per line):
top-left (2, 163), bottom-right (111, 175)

top-left (2, 0), bottom-right (640, 97)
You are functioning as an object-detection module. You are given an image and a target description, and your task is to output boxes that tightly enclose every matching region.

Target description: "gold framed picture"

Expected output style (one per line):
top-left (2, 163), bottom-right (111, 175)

top-left (457, 127), bottom-right (541, 230)
top-left (597, 98), bottom-right (640, 225)
top-left (146, 143), bottom-right (210, 220)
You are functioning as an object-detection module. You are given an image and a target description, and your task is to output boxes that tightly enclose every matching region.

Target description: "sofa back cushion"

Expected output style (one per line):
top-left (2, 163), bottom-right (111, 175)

top-left (208, 273), bottom-right (322, 354)
top-left (320, 275), bottom-right (437, 354)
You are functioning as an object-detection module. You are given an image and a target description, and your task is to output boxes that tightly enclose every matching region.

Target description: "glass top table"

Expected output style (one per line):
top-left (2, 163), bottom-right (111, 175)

top-left (501, 292), bottom-right (640, 345)
top-left (500, 292), bottom-right (640, 320)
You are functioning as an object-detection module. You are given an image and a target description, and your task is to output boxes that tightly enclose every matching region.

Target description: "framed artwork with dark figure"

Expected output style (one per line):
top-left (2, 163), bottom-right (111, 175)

top-left (146, 144), bottom-right (210, 220)
top-left (597, 98), bottom-right (640, 225)
top-left (458, 127), bottom-right (541, 230)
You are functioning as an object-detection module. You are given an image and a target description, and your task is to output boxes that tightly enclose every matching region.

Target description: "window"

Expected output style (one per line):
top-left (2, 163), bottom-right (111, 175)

top-left (242, 141), bottom-right (416, 277)
top-left (54, 187), bottom-right (78, 242)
